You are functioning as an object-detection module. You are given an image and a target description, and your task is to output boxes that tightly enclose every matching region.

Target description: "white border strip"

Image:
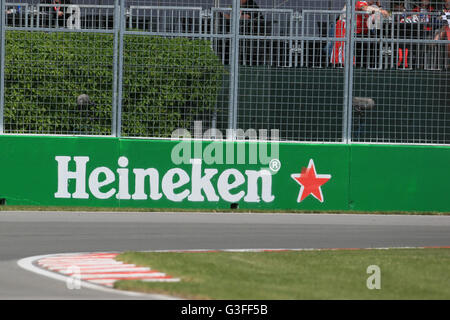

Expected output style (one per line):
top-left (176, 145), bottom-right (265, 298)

top-left (139, 246), bottom-right (450, 253)
top-left (17, 253), bottom-right (180, 300)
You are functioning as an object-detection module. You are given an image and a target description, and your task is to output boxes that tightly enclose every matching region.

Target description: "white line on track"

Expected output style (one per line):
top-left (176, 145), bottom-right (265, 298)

top-left (60, 267), bottom-right (151, 274)
top-left (17, 253), bottom-right (181, 300)
top-left (78, 273), bottom-right (168, 279)
top-left (48, 264), bottom-right (138, 271)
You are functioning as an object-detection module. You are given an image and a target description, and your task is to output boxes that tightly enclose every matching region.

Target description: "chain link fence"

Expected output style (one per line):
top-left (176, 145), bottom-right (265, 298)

top-left (0, 0), bottom-right (449, 143)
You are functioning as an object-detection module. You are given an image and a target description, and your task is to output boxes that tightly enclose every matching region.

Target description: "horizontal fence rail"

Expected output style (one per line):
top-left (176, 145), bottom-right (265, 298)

top-left (1, 0), bottom-right (449, 144)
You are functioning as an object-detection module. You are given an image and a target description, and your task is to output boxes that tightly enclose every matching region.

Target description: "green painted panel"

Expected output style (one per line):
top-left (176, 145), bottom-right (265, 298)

top-left (0, 135), bottom-right (120, 207)
top-left (349, 144), bottom-right (450, 212)
top-left (118, 139), bottom-right (350, 210)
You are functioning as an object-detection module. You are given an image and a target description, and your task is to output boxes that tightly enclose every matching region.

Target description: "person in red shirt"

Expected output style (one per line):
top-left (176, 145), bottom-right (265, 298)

top-left (355, 1), bottom-right (390, 33)
top-left (356, 1), bottom-right (389, 67)
top-left (331, 1), bottom-right (389, 67)
top-left (355, 1), bottom-right (370, 35)
top-left (413, 0), bottom-right (435, 32)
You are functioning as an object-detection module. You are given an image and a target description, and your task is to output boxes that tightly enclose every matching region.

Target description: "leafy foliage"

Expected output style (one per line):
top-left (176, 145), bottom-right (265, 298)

top-left (4, 31), bottom-right (224, 136)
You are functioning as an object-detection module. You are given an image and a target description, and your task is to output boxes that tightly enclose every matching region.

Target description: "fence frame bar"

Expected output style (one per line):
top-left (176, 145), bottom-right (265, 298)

top-left (0, 0), bottom-right (5, 134)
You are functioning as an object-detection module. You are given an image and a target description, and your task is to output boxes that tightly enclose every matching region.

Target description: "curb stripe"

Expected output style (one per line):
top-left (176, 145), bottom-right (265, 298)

top-left (48, 264), bottom-right (138, 271)
top-left (61, 267), bottom-right (151, 273)
top-left (32, 252), bottom-right (180, 289)
top-left (77, 273), bottom-right (167, 279)
top-left (38, 260), bottom-right (123, 266)
top-left (83, 276), bottom-right (175, 281)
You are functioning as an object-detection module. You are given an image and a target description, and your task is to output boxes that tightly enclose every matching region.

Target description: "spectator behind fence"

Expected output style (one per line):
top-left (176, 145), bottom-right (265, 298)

top-left (413, 0), bottom-right (435, 32)
top-left (41, 0), bottom-right (71, 28)
top-left (367, 1), bottom-right (386, 68)
top-left (331, 1), bottom-right (389, 67)
top-left (412, 0), bottom-right (437, 69)
top-left (223, 0), bottom-right (264, 32)
top-left (433, 0), bottom-right (450, 68)
top-left (240, 0), bottom-right (264, 34)
top-left (392, 1), bottom-right (436, 69)
top-left (222, 0), bottom-right (265, 65)
top-left (391, 2), bottom-right (412, 68)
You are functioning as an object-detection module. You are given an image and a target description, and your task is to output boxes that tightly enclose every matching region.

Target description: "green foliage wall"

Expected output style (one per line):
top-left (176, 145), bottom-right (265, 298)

top-left (4, 31), bottom-right (224, 136)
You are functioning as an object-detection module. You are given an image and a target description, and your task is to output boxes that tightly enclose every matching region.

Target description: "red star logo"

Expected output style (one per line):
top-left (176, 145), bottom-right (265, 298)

top-left (291, 159), bottom-right (331, 203)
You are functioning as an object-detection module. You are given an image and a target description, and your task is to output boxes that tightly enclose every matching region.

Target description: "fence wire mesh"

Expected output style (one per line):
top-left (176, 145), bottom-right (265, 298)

top-left (120, 4), bottom-right (228, 138)
top-left (2, 1), bottom-right (118, 135)
top-left (0, 0), bottom-right (449, 144)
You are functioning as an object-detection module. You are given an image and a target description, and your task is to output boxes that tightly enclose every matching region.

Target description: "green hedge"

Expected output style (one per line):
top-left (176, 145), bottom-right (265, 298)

top-left (4, 31), bottom-right (225, 136)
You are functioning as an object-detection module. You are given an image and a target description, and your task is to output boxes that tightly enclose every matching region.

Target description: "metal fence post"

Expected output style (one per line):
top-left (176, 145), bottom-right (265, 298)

top-left (0, 0), bottom-right (5, 134)
top-left (111, 0), bottom-right (119, 137)
top-left (342, 0), bottom-right (355, 144)
top-left (227, 0), bottom-right (240, 140)
top-left (115, 0), bottom-right (125, 138)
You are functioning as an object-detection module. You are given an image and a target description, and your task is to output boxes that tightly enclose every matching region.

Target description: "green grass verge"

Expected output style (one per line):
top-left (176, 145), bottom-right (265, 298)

top-left (114, 249), bottom-right (450, 299)
top-left (0, 205), bottom-right (449, 215)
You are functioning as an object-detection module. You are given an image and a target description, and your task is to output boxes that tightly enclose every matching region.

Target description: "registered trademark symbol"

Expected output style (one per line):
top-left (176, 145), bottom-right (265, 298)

top-left (269, 159), bottom-right (281, 172)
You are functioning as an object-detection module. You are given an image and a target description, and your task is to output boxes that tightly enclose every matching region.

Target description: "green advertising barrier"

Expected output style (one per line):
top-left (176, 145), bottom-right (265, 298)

top-left (0, 136), bottom-right (348, 210)
top-left (0, 136), bottom-right (120, 207)
top-left (119, 138), bottom-right (349, 210)
top-left (349, 144), bottom-right (450, 213)
top-left (0, 135), bottom-right (448, 213)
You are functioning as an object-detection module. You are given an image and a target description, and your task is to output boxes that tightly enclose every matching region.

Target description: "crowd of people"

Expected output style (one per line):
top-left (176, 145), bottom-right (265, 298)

top-left (5, 0), bottom-right (450, 69)
top-left (331, 0), bottom-right (450, 69)
top-left (223, 0), bottom-right (450, 69)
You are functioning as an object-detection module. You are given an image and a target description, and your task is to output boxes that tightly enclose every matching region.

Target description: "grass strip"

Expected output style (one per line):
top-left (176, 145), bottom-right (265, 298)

top-left (114, 248), bottom-right (450, 300)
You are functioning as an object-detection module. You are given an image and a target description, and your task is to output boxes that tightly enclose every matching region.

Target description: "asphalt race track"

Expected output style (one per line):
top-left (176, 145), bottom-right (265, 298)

top-left (0, 211), bottom-right (449, 299)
